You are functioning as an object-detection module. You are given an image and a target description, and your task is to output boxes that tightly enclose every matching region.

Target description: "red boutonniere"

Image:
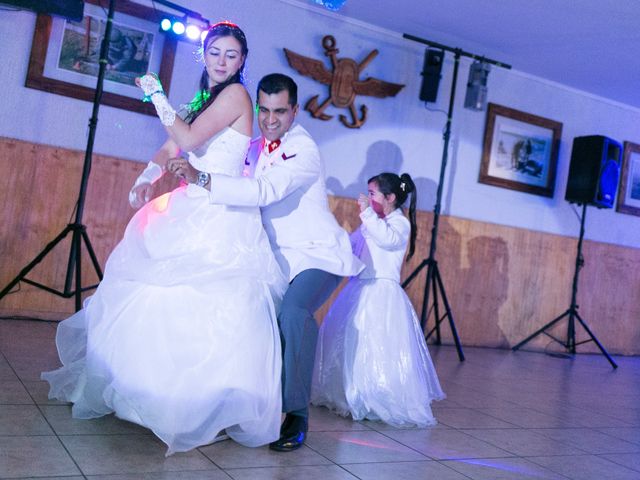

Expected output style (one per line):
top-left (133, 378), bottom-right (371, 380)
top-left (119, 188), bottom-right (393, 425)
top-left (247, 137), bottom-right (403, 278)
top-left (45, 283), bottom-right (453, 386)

top-left (267, 139), bottom-right (281, 154)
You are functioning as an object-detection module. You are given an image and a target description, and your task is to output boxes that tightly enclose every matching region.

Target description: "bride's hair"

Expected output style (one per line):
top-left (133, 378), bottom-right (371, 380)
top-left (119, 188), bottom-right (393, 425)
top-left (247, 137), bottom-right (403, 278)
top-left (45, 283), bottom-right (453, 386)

top-left (185, 21), bottom-right (249, 124)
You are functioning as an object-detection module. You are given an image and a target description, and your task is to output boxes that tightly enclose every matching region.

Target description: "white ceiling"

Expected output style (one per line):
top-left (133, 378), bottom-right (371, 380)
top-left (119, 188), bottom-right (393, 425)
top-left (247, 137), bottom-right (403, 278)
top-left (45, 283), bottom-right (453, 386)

top-left (313, 0), bottom-right (640, 109)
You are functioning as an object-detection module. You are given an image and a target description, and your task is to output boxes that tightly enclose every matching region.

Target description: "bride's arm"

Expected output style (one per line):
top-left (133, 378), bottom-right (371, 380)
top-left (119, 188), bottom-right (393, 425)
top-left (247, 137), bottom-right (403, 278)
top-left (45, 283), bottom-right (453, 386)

top-left (139, 74), bottom-right (251, 152)
top-left (166, 84), bottom-right (251, 151)
top-left (151, 138), bottom-right (181, 168)
top-left (129, 138), bottom-right (181, 209)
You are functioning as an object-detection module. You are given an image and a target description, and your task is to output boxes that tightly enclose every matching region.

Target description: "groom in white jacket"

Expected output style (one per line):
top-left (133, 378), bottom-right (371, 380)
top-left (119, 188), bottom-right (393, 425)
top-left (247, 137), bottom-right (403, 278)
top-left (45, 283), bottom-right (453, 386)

top-left (175, 73), bottom-right (364, 451)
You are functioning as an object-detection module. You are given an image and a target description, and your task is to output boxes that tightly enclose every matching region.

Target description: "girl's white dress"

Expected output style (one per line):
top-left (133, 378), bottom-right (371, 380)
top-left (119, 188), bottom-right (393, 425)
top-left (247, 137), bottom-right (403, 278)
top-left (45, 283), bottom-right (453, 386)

top-left (312, 207), bottom-right (445, 427)
top-left (42, 127), bottom-right (287, 454)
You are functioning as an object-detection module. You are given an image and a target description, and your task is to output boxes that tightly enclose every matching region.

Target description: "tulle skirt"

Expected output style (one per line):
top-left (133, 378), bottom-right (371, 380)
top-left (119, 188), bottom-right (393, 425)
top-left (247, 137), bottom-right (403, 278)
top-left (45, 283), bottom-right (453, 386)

top-left (42, 185), bottom-right (286, 454)
top-left (312, 278), bottom-right (445, 427)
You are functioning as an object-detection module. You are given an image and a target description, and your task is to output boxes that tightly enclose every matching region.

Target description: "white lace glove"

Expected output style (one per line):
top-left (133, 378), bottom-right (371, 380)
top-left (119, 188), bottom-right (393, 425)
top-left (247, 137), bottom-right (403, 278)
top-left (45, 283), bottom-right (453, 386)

top-left (129, 161), bottom-right (164, 208)
top-left (138, 73), bottom-right (176, 126)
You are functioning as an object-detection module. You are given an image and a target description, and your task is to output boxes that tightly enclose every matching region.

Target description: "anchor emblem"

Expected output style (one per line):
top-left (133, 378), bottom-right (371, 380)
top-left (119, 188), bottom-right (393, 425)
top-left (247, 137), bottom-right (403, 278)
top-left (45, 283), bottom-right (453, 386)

top-left (284, 35), bottom-right (404, 128)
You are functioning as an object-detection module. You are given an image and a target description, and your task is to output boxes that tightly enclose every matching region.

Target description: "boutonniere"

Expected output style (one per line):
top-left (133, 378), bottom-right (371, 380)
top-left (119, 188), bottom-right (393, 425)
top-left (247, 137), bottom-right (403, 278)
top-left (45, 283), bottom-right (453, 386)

top-left (281, 152), bottom-right (297, 161)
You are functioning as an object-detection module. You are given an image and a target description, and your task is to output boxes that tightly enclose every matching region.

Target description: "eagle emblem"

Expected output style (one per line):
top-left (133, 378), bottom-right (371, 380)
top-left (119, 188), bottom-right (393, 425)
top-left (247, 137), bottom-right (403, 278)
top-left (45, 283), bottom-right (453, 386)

top-left (284, 35), bottom-right (405, 128)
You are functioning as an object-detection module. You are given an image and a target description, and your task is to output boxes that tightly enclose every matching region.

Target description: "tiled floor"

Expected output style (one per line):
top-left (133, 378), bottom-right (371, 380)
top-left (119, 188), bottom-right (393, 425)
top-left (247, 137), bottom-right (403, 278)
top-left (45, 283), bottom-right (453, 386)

top-left (1, 318), bottom-right (639, 479)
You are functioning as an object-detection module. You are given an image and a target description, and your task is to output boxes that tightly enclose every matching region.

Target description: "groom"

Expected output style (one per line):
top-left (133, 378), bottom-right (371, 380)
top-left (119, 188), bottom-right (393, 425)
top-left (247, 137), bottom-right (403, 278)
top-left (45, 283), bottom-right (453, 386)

top-left (173, 73), bottom-right (363, 451)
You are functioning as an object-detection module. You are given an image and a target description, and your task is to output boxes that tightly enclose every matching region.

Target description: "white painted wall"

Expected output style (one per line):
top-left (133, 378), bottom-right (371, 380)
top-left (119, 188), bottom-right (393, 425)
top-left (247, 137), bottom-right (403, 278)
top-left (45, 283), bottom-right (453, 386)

top-left (1, 0), bottom-right (639, 248)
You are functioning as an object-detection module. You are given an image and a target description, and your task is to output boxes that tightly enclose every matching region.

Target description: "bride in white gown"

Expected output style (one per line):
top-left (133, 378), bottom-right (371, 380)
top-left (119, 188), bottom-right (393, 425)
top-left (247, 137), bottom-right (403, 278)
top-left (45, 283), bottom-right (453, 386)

top-left (42, 22), bottom-right (286, 455)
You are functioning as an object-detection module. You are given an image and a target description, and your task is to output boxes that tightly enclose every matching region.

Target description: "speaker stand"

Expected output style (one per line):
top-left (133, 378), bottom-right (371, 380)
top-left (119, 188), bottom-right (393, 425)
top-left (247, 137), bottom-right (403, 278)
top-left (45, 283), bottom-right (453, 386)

top-left (512, 203), bottom-right (617, 369)
top-left (0, 0), bottom-right (118, 315)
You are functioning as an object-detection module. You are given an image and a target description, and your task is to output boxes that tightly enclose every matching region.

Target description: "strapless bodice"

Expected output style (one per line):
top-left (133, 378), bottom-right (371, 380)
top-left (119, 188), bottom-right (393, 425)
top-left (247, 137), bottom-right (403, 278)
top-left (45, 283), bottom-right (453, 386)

top-left (188, 127), bottom-right (250, 177)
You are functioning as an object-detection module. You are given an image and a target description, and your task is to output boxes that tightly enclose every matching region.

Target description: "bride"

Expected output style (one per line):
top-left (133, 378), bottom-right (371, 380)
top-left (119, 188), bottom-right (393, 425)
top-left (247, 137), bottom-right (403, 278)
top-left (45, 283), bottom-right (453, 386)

top-left (42, 21), bottom-right (286, 455)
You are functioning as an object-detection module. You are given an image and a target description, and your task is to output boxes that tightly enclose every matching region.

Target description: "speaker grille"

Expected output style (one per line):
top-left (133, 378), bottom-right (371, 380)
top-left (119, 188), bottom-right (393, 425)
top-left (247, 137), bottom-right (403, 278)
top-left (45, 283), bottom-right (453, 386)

top-left (565, 135), bottom-right (621, 208)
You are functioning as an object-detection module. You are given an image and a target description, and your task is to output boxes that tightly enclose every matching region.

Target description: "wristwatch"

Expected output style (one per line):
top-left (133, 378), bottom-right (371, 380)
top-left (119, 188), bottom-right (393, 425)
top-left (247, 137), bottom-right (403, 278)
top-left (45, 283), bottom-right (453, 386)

top-left (196, 171), bottom-right (210, 187)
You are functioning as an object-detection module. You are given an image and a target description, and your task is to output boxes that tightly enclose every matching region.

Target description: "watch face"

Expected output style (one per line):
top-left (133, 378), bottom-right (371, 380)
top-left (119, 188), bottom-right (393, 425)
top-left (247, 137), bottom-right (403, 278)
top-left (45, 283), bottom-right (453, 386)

top-left (197, 172), bottom-right (210, 186)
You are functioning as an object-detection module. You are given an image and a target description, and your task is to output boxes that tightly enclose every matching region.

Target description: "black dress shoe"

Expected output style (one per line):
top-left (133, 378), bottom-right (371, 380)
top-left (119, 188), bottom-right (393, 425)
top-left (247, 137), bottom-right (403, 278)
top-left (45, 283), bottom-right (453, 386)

top-left (269, 414), bottom-right (308, 452)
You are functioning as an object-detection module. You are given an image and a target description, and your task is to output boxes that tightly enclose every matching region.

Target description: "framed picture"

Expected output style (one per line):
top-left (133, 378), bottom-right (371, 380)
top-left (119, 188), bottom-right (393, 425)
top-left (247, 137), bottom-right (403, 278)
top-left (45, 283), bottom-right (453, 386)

top-left (479, 103), bottom-right (563, 197)
top-left (25, 0), bottom-right (176, 116)
top-left (616, 141), bottom-right (640, 216)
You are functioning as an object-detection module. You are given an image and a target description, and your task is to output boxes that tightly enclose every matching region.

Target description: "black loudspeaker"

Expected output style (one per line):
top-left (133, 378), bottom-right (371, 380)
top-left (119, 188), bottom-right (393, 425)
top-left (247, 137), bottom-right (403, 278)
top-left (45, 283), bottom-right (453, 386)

top-left (0, 0), bottom-right (84, 21)
top-left (565, 135), bottom-right (621, 208)
top-left (419, 49), bottom-right (444, 102)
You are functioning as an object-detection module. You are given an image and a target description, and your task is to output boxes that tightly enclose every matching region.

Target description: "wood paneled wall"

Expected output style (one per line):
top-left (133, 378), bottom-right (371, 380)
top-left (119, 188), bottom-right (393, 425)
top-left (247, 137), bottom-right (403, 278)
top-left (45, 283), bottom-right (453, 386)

top-left (1, 137), bottom-right (638, 355)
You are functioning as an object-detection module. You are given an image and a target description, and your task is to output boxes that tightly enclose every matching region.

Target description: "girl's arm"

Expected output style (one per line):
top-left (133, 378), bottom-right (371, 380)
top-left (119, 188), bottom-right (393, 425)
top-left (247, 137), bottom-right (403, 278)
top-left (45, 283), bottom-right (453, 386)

top-left (360, 208), bottom-right (410, 250)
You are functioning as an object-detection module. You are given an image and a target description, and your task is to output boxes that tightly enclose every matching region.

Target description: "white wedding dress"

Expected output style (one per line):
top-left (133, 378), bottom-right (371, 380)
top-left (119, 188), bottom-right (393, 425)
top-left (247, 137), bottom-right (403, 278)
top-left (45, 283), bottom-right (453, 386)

top-left (42, 127), bottom-right (286, 454)
top-left (312, 212), bottom-right (445, 428)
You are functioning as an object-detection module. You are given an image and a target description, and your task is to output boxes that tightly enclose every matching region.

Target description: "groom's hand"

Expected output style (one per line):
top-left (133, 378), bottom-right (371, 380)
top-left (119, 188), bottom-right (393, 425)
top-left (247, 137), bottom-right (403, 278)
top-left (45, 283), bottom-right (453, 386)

top-left (167, 157), bottom-right (198, 184)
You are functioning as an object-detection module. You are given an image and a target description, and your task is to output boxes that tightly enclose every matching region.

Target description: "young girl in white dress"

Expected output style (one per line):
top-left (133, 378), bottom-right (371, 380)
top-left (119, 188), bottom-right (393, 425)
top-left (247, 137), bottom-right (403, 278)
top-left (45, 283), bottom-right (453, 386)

top-left (312, 172), bottom-right (445, 427)
top-left (42, 22), bottom-right (286, 454)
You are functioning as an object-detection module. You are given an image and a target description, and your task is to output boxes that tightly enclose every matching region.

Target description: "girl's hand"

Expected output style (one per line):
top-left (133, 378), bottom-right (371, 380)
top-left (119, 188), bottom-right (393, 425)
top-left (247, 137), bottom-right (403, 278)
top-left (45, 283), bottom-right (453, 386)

top-left (358, 193), bottom-right (369, 212)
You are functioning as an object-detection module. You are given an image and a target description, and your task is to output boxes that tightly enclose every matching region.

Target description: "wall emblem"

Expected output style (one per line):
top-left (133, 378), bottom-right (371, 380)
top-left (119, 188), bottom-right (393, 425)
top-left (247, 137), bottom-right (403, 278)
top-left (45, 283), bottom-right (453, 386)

top-left (284, 35), bottom-right (404, 128)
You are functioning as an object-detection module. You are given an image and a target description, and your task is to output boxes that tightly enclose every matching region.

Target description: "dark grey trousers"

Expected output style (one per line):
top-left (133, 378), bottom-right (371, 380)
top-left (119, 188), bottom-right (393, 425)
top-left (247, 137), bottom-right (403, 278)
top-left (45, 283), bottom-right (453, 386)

top-left (279, 268), bottom-right (342, 417)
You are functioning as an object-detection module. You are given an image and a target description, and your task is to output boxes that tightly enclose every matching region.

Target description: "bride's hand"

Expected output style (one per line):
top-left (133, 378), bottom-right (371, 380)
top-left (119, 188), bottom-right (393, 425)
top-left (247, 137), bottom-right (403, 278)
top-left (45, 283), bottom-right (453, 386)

top-left (136, 73), bottom-right (163, 97)
top-left (130, 183), bottom-right (153, 209)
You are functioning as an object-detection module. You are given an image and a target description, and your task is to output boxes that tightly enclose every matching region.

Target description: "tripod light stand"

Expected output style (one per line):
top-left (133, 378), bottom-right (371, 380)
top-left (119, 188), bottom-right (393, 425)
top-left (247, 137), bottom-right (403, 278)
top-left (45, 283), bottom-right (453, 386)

top-left (0, 0), bottom-right (119, 314)
top-left (512, 203), bottom-right (617, 369)
top-left (402, 34), bottom-right (512, 362)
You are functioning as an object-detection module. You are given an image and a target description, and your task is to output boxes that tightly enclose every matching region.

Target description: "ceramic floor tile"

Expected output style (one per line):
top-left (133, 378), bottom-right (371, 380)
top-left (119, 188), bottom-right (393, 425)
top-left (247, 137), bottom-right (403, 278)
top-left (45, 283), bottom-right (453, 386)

top-left (603, 408), bottom-right (640, 425)
top-left (461, 428), bottom-right (587, 456)
top-left (0, 403), bottom-right (53, 434)
top-left (18, 477), bottom-right (83, 480)
top-left (360, 419), bottom-right (449, 432)
top-left (304, 430), bottom-right (428, 463)
top-left (528, 454), bottom-right (640, 480)
top-left (600, 453), bottom-right (640, 473)
top-left (0, 435), bottom-right (81, 478)
top-left (531, 427), bottom-right (640, 454)
top-left (199, 439), bottom-right (332, 468)
top-left (441, 457), bottom-right (570, 480)
top-left (6, 353), bottom-right (59, 381)
top-left (60, 434), bottom-right (216, 475)
top-left (23, 379), bottom-right (71, 405)
top-left (528, 404), bottom-right (631, 428)
top-left (343, 460), bottom-right (469, 479)
top-left (88, 471), bottom-right (231, 479)
top-left (41, 405), bottom-right (150, 435)
top-left (597, 427), bottom-right (640, 445)
top-left (435, 408), bottom-right (519, 429)
top-left (0, 355), bottom-right (18, 380)
top-left (385, 428), bottom-right (514, 460)
top-left (0, 378), bottom-right (34, 403)
top-left (308, 405), bottom-right (371, 432)
top-left (2, 321), bottom-right (637, 480)
top-left (478, 407), bottom-right (583, 428)
top-left (226, 464), bottom-right (359, 479)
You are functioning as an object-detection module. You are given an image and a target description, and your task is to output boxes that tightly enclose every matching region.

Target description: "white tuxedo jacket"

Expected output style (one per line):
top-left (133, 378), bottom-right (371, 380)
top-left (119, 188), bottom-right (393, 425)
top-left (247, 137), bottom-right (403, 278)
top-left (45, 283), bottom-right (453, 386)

top-left (207, 124), bottom-right (364, 281)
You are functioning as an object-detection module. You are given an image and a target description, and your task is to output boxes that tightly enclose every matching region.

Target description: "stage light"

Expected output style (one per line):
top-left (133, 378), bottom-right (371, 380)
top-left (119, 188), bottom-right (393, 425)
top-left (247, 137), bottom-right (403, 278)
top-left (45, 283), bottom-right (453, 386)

top-left (160, 18), bottom-right (172, 31)
top-left (464, 60), bottom-right (491, 111)
top-left (172, 19), bottom-right (185, 35)
top-left (158, 15), bottom-right (209, 44)
top-left (185, 24), bottom-right (201, 41)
